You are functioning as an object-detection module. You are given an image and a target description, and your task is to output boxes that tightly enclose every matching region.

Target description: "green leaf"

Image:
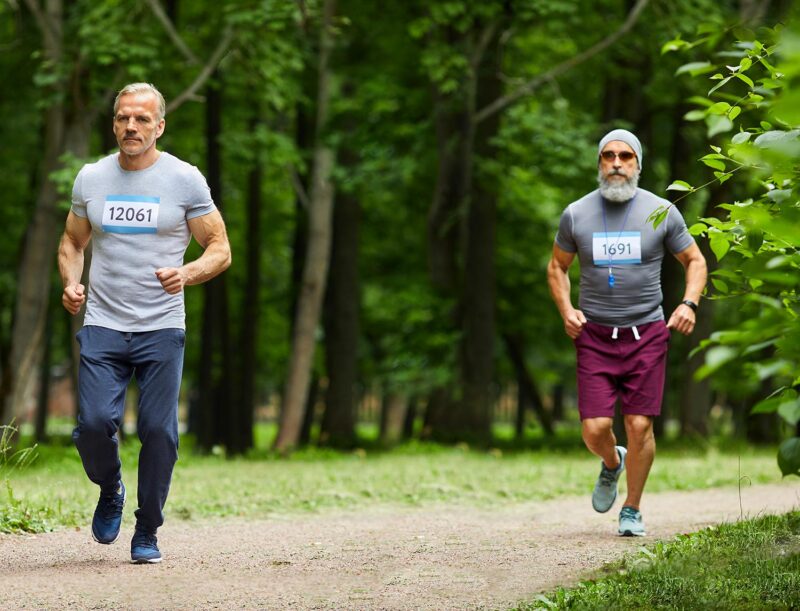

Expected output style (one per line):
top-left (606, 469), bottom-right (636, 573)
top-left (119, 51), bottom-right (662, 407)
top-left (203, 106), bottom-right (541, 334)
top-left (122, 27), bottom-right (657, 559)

top-left (714, 171), bottom-right (732, 185)
top-left (735, 73), bottom-right (755, 88)
top-left (739, 57), bottom-right (753, 71)
top-left (731, 131), bottom-right (752, 144)
top-left (728, 106), bottom-right (741, 120)
top-left (707, 115), bottom-right (733, 138)
top-left (662, 39), bottom-right (688, 54)
top-left (683, 109), bottom-right (707, 121)
top-left (711, 278), bottom-right (729, 294)
top-left (708, 76), bottom-right (732, 95)
top-left (710, 234), bottom-right (730, 260)
top-left (746, 228), bottom-right (763, 252)
top-left (675, 61), bottom-right (714, 76)
top-left (708, 102), bottom-right (731, 115)
top-left (778, 398), bottom-right (800, 426)
top-left (701, 158), bottom-right (726, 171)
top-left (689, 222), bottom-right (707, 236)
top-left (777, 438), bottom-right (800, 477)
top-left (666, 180), bottom-right (693, 192)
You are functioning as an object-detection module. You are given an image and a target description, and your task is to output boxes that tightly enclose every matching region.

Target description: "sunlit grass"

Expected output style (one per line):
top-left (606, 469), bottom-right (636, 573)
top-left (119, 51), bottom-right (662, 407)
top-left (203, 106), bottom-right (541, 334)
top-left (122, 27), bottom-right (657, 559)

top-left (519, 511), bottom-right (800, 610)
top-left (2, 426), bottom-right (785, 533)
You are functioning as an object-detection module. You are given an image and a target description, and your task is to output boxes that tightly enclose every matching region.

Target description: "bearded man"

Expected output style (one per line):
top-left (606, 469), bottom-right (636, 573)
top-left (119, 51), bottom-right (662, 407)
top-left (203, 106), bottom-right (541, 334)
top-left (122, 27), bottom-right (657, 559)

top-left (546, 129), bottom-right (707, 536)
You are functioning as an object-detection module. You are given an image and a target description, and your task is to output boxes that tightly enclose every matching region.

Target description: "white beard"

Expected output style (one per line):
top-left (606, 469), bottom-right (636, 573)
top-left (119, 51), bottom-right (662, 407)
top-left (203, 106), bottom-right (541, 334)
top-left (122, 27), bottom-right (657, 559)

top-left (598, 167), bottom-right (640, 202)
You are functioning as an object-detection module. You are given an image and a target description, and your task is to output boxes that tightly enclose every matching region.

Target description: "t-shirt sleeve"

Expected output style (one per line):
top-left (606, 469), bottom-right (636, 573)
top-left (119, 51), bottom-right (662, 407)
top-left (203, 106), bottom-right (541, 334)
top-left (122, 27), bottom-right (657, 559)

top-left (555, 205), bottom-right (577, 252)
top-left (664, 204), bottom-right (695, 254)
top-left (70, 168), bottom-right (87, 218)
top-left (185, 167), bottom-right (217, 220)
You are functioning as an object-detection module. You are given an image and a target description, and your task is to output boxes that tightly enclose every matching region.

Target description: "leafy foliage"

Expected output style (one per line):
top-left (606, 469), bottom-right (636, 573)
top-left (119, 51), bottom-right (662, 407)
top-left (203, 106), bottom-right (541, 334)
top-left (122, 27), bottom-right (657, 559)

top-left (665, 23), bottom-right (800, 475)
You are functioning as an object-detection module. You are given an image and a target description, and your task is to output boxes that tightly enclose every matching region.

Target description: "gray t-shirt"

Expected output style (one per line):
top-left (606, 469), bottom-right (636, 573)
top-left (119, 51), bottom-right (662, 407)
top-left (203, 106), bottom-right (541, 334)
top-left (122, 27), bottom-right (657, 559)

top-left (555, 188), bottom-right (694, 326)
top-left (71, 152), bottom-right (216, 331)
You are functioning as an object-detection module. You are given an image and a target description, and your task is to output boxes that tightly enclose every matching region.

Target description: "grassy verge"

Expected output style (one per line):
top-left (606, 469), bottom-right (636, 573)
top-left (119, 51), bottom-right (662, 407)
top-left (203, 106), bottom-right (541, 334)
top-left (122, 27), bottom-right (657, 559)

top-left (518, 511), bottom-right (800, 610)
top-left (1, 430), bottom-right (787, 534)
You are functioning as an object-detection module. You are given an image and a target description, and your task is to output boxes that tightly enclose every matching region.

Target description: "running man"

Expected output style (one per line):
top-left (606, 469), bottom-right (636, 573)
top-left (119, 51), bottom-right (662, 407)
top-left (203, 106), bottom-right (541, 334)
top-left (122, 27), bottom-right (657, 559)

top-left (58, 82), bottom-right (231, 563)
top-left (547, 129), bottom-right (707, 536)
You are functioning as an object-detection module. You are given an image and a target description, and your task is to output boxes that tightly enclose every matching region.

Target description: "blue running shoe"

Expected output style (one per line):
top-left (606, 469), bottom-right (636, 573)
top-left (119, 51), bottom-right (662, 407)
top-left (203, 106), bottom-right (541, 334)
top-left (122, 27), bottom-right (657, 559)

top-left (91, 482), bottom-right (125, 544)
top-left (619, 505), bottom-right (646, 536)
top-left (131, 527), bottom-right (162, 564)
top-left (591, 446), bottom-right (626, 513)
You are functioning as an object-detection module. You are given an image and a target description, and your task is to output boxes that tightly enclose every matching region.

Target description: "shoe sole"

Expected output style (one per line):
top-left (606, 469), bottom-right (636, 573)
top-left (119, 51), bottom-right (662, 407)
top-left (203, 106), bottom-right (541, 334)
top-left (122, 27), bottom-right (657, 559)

top-left (131, 557), bottom-right (162, 564)
top-left (619, 530), bottom-right (646, 537)
top-left (92, 531), bottom-right (121, 545)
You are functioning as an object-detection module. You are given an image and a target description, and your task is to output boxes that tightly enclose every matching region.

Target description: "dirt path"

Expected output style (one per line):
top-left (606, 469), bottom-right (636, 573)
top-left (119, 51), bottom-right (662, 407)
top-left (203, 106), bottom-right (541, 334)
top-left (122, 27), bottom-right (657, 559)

top-left (1, 482), bottom-right (798, 610)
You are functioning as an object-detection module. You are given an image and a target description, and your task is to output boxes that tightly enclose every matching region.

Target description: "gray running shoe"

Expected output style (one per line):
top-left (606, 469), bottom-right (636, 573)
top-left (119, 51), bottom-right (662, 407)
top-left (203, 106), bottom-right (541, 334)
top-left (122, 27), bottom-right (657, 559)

top-left (591, 446), bottom-right (626, 513)
top-left (618, 505), bottom-right (646, 536)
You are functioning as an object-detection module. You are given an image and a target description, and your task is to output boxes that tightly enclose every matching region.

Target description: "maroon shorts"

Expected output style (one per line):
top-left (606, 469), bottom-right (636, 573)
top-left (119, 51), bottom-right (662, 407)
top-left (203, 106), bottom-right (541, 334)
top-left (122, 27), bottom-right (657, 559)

top-left (574, 320), bottom-right (670, 420)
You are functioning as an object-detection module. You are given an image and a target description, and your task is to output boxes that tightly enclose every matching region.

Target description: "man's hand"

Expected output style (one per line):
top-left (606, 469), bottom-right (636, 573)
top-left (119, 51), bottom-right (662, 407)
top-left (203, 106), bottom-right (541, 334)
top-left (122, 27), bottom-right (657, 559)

top-left (563, 309), bottom-right (587, 339)
top-left (667, 303), bottom-right (695, 335)
top-left (62, 284), bottom-right (86, 315)
top-left (155, 267), bottom-right (188, 295)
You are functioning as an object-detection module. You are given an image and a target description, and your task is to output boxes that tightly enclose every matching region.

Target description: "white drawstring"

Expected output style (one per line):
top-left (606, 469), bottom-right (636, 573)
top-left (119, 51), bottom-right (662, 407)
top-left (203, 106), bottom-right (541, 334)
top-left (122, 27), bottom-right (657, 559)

top-left (611, 326), bottom-right (641, 340)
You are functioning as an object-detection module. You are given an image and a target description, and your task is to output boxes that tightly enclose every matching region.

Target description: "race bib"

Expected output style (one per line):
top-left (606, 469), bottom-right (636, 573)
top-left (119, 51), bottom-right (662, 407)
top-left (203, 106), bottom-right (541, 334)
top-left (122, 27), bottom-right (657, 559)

top-left (102, 195), bottom-right (159, 234)
top-left (592, 231), bottom-right (642, 265)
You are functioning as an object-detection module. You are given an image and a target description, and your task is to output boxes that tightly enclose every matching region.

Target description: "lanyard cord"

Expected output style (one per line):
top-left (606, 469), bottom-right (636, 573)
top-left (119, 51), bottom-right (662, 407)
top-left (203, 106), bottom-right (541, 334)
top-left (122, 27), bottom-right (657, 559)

top-left (601, 197), bottom-right (634, 270)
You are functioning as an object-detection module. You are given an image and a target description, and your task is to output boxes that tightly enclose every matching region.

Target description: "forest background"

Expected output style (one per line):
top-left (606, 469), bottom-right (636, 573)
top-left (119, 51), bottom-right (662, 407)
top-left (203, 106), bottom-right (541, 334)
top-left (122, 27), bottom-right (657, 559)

top-left (0, 0), bottom-right (797, 469)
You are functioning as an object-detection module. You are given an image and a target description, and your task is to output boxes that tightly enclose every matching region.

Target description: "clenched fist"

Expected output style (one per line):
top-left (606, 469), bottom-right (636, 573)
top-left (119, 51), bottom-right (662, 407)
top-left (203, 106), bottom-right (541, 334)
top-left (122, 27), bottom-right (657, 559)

top-left (63, 283), bottom-right (86, 315)
top-left (155, 267), bottom-right (187, 295)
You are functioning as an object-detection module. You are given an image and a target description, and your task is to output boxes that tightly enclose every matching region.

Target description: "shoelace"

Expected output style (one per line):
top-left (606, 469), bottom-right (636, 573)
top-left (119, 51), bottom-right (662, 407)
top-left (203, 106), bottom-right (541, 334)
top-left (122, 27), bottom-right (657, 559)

top-left (99, 491), bottom-right (124, 519)
top-left (620, 507), bottom-right (639, 520)
top-left (599, 462), bottom-right (620, 485)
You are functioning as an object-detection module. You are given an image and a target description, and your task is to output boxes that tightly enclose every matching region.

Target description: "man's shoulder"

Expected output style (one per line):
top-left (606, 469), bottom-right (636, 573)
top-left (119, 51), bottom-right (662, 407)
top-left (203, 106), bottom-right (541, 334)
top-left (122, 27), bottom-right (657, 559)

top-left (564, 189), bottom-right (601, 213)
top-left (634, 187), bottom-right (670, 210)
top-left (157, 152), bottom-right (207, 183)
top-left (78, 153), bottom-right (118, 176)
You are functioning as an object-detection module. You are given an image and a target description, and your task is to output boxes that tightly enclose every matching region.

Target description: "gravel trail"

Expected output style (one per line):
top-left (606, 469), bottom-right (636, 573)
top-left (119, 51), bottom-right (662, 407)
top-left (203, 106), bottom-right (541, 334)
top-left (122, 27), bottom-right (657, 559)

top-left (1, 482), bottom-right (797, 610)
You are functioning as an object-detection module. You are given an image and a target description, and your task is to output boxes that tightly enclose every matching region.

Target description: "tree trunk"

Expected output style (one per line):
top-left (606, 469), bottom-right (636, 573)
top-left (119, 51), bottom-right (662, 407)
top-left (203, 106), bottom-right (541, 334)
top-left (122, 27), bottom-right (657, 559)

top-left (34, 298), bottom-right (54, 443)
top-left (459, 21), bottom-right (505, 443)
top-left (502, 333), bottom-right (554, 436)
top-left (320, 182), bottom-right (360, 448)
top-left (1, 0), bottom-right (95, 428)
top-left (380, 392), bottom-right (408, 447)
top-left (274, 0), bottom-right (337, 453)
top-left (232, 114), bottom-right (263, 455)
top-left (195, 75), bottom-right (233, 452)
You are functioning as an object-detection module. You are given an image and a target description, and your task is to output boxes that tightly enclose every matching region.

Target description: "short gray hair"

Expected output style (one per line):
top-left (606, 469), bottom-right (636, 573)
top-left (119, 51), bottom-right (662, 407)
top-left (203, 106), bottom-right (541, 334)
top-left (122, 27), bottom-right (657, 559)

top-left (114, 83), bottom-right (166, 121)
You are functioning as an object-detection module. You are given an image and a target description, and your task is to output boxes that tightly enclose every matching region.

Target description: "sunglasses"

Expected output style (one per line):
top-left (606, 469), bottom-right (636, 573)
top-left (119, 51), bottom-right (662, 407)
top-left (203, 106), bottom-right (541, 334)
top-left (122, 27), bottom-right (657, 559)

top-left (600, 151), bottom-right (636, 162)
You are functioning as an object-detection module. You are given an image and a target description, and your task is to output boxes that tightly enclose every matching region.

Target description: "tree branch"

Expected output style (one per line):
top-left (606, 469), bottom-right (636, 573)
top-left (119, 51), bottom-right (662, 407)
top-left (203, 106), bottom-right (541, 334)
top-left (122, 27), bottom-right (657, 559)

top-left (474, 0), bottom-right (651, 125)
top-left (286, 164), bottom-right (310, 209)
top-left (144, 0), bottom-right (199, 64)
top-left (21, 0), bottom-right (59, 55)
top-left (166, 27), bottom-right (235, 114)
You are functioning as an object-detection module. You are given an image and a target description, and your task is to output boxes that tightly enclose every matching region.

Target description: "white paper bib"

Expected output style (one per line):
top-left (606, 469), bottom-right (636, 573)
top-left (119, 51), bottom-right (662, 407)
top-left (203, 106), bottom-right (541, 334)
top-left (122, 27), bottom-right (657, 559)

top-left (592, 231), bottom-right (642, 265)
top-left (102, 195), bottom-right (160, 234)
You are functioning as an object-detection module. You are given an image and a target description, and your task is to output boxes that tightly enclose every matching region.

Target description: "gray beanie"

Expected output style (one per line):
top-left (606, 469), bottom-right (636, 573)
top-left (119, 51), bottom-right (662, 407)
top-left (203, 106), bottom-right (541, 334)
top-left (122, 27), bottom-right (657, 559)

top-left (598, 129), bottom-right (642, 169)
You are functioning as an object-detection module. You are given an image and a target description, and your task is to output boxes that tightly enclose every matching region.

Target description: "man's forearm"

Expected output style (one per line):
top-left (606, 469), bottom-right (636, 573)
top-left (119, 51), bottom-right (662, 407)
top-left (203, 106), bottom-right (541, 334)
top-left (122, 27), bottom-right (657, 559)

top-left (58, 235), bottom-right (84, 287)
top-left (182, 241), bottom-right (232, 286)
top-left (547, 261), bottom-right (574, 317)
top-left (682, 257), bottom-right (707, 304)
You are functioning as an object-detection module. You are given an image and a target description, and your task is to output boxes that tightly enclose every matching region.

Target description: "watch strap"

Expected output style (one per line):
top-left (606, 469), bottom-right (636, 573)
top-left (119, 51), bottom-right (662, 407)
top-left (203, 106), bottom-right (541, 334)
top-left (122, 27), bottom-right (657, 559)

top-left (682, 299), bottom-right (698, 312)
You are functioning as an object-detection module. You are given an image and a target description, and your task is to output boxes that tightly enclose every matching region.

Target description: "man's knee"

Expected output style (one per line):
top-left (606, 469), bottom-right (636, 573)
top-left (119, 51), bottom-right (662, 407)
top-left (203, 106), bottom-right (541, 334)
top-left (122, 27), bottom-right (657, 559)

top-left (582, 417), bottom-right (614, 445)
top-left (624, 415), bottom-right (654, 444)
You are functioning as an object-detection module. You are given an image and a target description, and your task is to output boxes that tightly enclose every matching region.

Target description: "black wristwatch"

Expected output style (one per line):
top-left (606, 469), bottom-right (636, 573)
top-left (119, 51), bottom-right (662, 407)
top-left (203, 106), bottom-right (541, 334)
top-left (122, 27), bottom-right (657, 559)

top-left (682, 299), bottom-right (698, 312)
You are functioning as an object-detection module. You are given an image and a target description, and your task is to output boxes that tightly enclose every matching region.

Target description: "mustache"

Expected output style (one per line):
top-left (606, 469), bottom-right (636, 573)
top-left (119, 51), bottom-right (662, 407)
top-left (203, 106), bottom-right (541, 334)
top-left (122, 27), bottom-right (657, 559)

top-left (607, 169), bottom-right (628, 177)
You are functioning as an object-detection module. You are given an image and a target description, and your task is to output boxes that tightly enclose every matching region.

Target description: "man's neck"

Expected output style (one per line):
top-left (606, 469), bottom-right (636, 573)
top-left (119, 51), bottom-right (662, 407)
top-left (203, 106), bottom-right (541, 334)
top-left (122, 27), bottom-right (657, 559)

top-left (118, 147), bottom-right (161, 171)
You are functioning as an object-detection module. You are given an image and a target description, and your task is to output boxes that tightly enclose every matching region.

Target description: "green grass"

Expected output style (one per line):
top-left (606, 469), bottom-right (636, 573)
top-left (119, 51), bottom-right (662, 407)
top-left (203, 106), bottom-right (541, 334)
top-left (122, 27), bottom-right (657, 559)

top-left (519, 511), bottom-right (800, 610)
top-left (1, 430), bottom-right (787, 534)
